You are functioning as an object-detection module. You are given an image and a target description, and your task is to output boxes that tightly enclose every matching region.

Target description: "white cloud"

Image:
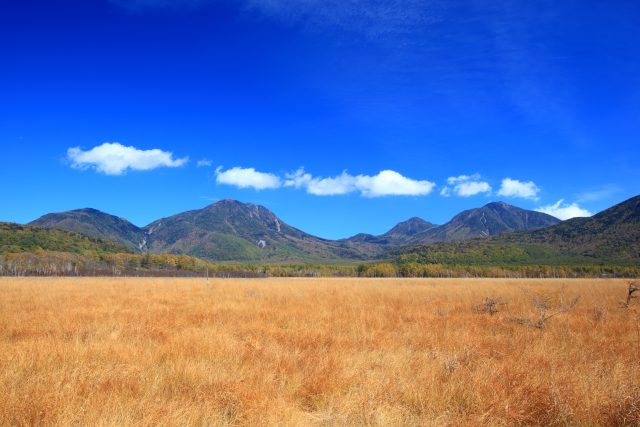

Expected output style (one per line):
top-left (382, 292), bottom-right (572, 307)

top-left (455, 181), bottom-right (492, 197)
top-left (285, 169), bottom-right (356, 195)
top-left (440, 174), bottom-right (492, 197)
top-left (357, 170), bottom-right (435, 197)
top-left (215, 166), bottom-right (282, 190)
top-left (446, 173), bottom-right (480, 185)
top-left (285, 168), bottom-right (435, 197)
top-left (440, 187), bottom-right (451, 197)
top-left (197, 158), bottom-right (212, 167)
top-left (497, 178), bottom-right (540, 200)
top-left (67, 142), bottom-right (188, 175)
top-left (535, 199), bottom-right (592, 220)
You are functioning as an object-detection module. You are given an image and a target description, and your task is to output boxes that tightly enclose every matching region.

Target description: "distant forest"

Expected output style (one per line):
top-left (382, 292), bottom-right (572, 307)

top-left (2, 250), bottom-right (639, 279)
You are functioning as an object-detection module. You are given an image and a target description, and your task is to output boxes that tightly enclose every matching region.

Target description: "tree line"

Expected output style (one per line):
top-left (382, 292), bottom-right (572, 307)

top-left (2, 250), bottom-right (639, 278)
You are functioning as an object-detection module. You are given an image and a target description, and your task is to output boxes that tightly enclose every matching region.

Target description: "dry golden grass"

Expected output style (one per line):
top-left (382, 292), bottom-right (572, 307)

top-left (1, 277), bottom-right (639, 426)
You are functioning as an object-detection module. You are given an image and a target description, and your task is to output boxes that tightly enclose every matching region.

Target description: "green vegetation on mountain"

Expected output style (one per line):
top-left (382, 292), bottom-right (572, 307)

top-left (382, 217), bottom-right (438, 242)
top-left (343, 217), bottom-right (438, 246)
top-left (16, 195), bottom-right (640, 270)
top-left (3, 192), bottom-right (640, 278)
top-left (28, 199), bottom-right (562, 262)
top-left (28, 200), bottom-right (381, 262)
top-left (342, 202), bottom-right (559, 250)
top-left (30, 208), bottom-right (145, 251)
top-left (0, 222), bottom-right (130, 255)
top-left (143, 199), bottom-right (374, 262)
top-left (407, 201), bottom-right (560, 244)
top-left (398, 195), bottom-right (640, 265)
top-left (498, 195), bottom-right (640, 260)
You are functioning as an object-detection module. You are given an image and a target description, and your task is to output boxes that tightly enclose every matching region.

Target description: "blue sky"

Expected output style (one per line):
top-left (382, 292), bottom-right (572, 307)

top-left (1, 0), bottom-right (639, 239)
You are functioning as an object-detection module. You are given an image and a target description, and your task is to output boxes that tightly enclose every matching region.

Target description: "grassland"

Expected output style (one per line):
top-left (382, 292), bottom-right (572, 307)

top-left (1, 277), bottom-right (639, 426)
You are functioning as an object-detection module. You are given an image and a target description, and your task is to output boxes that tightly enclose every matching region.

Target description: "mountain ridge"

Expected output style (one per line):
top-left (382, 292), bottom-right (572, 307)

top-left (342, 216), bottom-right (438, 246)
top-left (408, 201), bottom-right (560, 244)
top-left (399, 195), bottom-right (640, 264)
top-left (30, 208), bottom-right (146, 251)
top-left (142, 199), bottom-right (359, 262)
top-left (0, 222), bottom-right (131, 255)
top-left (27, 199), bottom-right (565, 262)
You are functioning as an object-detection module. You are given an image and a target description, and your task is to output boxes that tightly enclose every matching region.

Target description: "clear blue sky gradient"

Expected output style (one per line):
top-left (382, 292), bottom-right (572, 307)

top-left (1, 0), bottom-right (639, 239)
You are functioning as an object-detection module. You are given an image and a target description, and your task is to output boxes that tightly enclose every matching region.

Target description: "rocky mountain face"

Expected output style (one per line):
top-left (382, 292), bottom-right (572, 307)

top-left (143, 199), bottom-right (371, 261)
top-left (408, 202), bottom-right (560, 244)
top-left (504, 195), bottom-right (640, 259)
top-left (1, 221), bottom-right (131, 255)
top-left (28, 199), bottom-right (567, 262)
top-left (29, 200), bottom-right (377, 262)
top-left (380, 217), bottom-right (439, 244)
top-left (399, 195), bottom-right (640, 264)
top-left (30, 208), bottom-right (146, 251)
top-left (343, 217), bottom-right (438, 246)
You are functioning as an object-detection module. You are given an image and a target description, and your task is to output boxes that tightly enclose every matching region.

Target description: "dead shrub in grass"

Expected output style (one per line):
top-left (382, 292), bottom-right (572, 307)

top-left (473, 297), bottom-right (507, 316)
top-left (510, 288), bottom-right (580, 329)
top-left (622, 281), bottom-right (640, 309)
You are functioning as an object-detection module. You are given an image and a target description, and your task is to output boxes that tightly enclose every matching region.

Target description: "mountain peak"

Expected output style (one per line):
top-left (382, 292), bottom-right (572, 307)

top-left (216, 198), bottom-right (244, 204)
top-left (384, 217), bottom-right (435, 234)
top-left (409, 202), bottom-right (560, 243)
top-left (206, 199), bottom-right (246, 208)
top-left (29, 208), bottom-right (145, 251)
top-left (206, 198), bottom-right (266, 211)
top-left (405, 216), bottom-right (431, 223)
top-left (76, 207), bottom-right (103, 213)
top-left (141, 198), bottom-right (336, 261)
top-left (25, 197), bottom-right (578, 263)
top-left (484, 201), bottom-right (511, 208)
top-left (374, 216), bottom-right (437, 244)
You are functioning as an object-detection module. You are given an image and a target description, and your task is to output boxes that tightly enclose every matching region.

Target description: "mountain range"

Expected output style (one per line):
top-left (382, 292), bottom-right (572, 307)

top-left (0, 195), bottom-right (635, 264)
top-left (400, 195), bottom-right (640, 265)
top-left (0, 195), bottom-right (635, 270)
top-left (30, 200), bottom-right (366, 262)
top-left (27, 198), bottom-right (559, 262)
top-left (406, 201), bottom-right (560, 244)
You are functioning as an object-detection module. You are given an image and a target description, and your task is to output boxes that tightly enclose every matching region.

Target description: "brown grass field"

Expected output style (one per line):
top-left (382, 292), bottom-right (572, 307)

top-left (1, 277), bottom-right (639, 426)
